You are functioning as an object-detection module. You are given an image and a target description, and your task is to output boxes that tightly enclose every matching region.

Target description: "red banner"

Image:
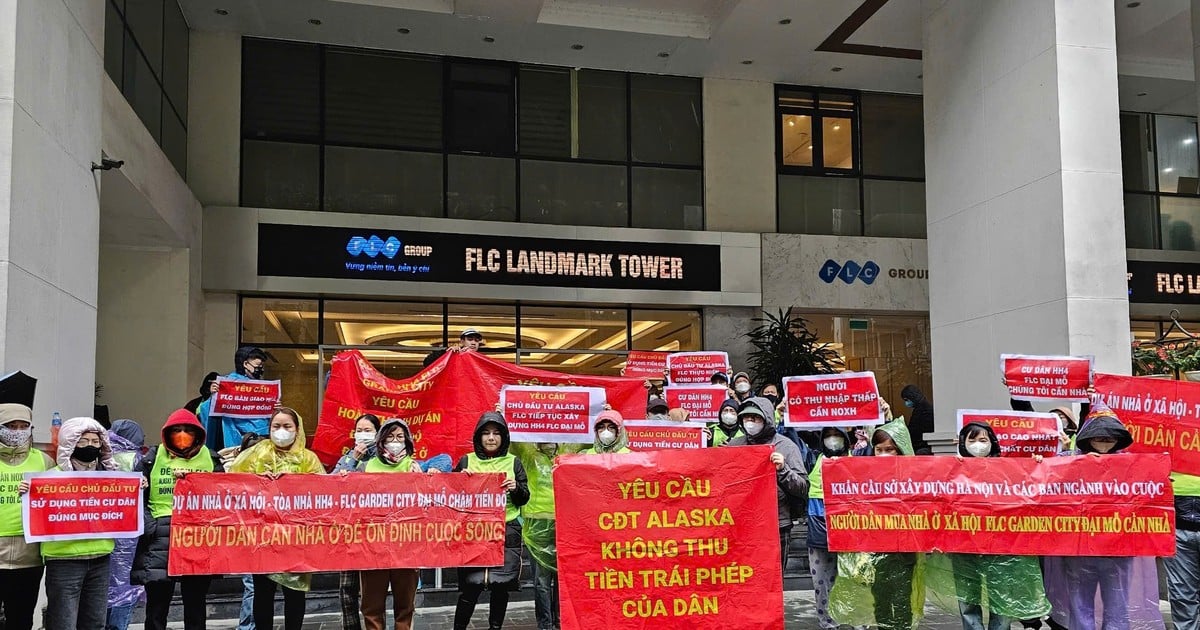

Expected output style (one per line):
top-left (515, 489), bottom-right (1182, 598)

top-left (168, 472), bottom-right (504, 575)
top-left (314, 350), bottom-right (649, 467)
top-left (823, 454), bottom-right (1175, 556)
top-left (1002, 354), bottom-right (1093, 402)
top-left (1094, 372), bottom-right (1200, 475)
top-left (782, 372), bottom-right (881, 428)
top-left (666, 352), bottom-right (729, 385)
top-left (664, 385), bottom-right (727, 422)
top-left (623, 351), bottom-right (668, 379)
top-left (23, 472), bottom-right (143, 542)
top-left (500, 386), bottom-right (604, 444)
top-left (554, 447), bottom-right (784, 629)
top-left (624, 420), bottom-right (708, 450)
top-left (211, 378), bottom-right (281, 419)
top-left (957, 410), bottom-right (1060, 458)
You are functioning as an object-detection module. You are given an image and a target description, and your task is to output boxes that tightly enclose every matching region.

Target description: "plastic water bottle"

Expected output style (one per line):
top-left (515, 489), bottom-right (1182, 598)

top-left (49, 411), bottom-right (62, 455)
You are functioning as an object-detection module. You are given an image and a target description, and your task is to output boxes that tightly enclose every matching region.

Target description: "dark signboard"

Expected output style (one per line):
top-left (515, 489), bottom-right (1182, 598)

top-left (257, 223), bottom-right (723, 292)
top-left (1128, 259), bottom-right (1200, 304)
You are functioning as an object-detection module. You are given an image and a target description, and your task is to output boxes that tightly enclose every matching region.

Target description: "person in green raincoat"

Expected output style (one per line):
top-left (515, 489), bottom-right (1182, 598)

top-left (830, 418), bottom-right (926, 630)
top-left (709, 398), bottom-right (744, 447)
top-left (583, 409), bottom-right (631, 454)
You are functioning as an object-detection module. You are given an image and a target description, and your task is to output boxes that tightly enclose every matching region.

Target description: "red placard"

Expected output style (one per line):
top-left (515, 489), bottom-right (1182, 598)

top-left (1002, 354), bottom-right (1093, 402)
top-left (554, 447), bottom-right (784, 629)
top-left (168, 472), bottom-right (505, 575)
top-left (211, 378), bottom-right (281, 419)
top-left (782, 372), bottom-right (882, 428)
top-left (1094, 372), bottom-right (1200, 475)
top-left (500, 386), bottom-right (605, 444)
top-left (666, 352), bottom-right (730, 385)
top-left (623, 351), bottom-right (669, 379)
top-left (624, 420), bottom-right (708, 450)
top-left (957, 410), bottom-right (1060, 458)
top-left (23, 472), bottom-right (143, 542)
top-left (664, 385), bottom-right (728, 422)
top-left (823, 453), bottom-right (1175, 556)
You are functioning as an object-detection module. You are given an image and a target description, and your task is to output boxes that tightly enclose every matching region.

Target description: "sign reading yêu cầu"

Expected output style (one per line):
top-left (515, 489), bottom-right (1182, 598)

top-left (257, 223), bottom-right (722, 292)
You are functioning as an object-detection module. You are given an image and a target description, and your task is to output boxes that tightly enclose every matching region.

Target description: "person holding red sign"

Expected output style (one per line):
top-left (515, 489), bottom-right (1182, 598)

top-left (199, 346), bottom-right (272, 450)
top-left (453, 412), bottom-right (530, 630)
top-left (0, 404), bottom-right (54, 630)
top-left (804, 426), bottom-right (853, 630)
top-left (583, 409), bottom-right (631, 455)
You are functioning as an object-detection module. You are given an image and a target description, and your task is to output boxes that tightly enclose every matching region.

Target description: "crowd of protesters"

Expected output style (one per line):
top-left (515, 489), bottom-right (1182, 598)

top-left (0, 329), bottom-right (1193, 630)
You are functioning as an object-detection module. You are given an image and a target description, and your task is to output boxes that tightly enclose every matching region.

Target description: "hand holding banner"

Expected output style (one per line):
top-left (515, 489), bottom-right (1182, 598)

top-left (23, 472), bottom-right (143, 542)
top-left (664, 385), bottom-right (727, 422)
top-left (212, 378), bottom-right (282, 419)
top-left (666, 352), bottom-right (729, 385)
top-left (1002, 354), bottom-right (1093, 402)
top-left (624, 420), bottom-right (708, 451)
top-left (1094, 372), bottom-right (1200, 475)
top-left (500, 386), bottom-right (604, 444)
top-left (783, 372), bottom-right (882, 428)
top-left (623, 351), bottom-right (669, 379)
top-left (957, 410), bottom-right (1061, 458)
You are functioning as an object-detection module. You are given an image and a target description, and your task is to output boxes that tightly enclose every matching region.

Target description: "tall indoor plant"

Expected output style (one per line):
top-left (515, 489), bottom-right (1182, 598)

top-left (744, 310), bottom-right (843, 387)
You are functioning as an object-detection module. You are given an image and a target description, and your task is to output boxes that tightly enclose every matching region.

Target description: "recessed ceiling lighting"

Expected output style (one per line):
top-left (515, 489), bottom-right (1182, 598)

top-left (397, 27), bottom-right (411, 34)
top-left (1185, 138), bottom-right (1196, 146)
top-left (658, 52), bottom-right (670, 58)
top-left (571, 44), bottom-right (584, 50)
top-left (482, 36), bottom-right (496, 43)
top-left (214, 8), bottom-right (229, 16)
top-left (831, 67), bottom-right (843, 72)
top-left (788, 120), bottom-right (795, 127)
top-left (833, 124), bottom-right (842, 131)
top-left (1127, 1), bottom-right (1141, 7)
top-left (741, 60), bottom-right (753, 65)
top-left (1164, 167), bottom-right (1175, 173)
top-left (779, 18), bottom-right (792, 25)
top-left (307, 18), bottom-right (322, 25)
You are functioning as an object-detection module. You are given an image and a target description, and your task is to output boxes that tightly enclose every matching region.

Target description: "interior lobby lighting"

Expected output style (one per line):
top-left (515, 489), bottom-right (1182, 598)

top-left (1184, 138), bottom-right (1195, 145)
top-left (1164, 167), bottom-right (1175, 173)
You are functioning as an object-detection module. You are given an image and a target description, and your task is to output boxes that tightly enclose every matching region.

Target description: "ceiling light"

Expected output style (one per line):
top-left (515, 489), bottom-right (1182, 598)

top-left (1164, 167), bottom-right (1175, 173)
top-left (741, 60), bottom-right (753, 65)
top-left (214, 8), bottom-right (229, 15)
top-left (833, 124), bottom-right (841, 131)
top-left (571, 44), bottom-right (584, 50)
top-left (308, 18), bottom-right (322, 25)
top-left (1186, 138), bottom-right (1196, 146)
top-left (788, 120), bottom-right (795, 127)
top-left (658, 52), bottom-right (670, 58)
top-left (397, 27), bottom-right (410, 34)
top-left (779, 18), bottom-right (792, 25)
top-left (831, 67), bottom-right (843, 72)
top-left (808, 145), bottom-right (813, 150)
top-left (483, 36), bottom-right (495, 43)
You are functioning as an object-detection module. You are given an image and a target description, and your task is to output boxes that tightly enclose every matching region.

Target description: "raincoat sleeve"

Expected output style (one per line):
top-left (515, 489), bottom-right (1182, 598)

top-left (510, 458), bottom-right (530, 508)
top-left (924, 553), bottom-right (1050, 620)
top-left (332, 450), bottom-right (363, 473)
top-left (830, 552), bottom-right (925, 629)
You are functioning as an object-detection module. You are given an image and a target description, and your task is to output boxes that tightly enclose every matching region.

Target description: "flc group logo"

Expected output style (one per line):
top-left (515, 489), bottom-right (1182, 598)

top-left (819, 259), bottom-right (879, 285)
top-left (346, 235), bottom-right (401, 259)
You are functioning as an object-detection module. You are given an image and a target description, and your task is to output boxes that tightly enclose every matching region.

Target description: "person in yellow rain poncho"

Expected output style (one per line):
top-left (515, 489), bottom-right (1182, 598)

top-left (829, 418), bottom-right (926, 630)
top-left (227, 406), bottom-right (323, 630)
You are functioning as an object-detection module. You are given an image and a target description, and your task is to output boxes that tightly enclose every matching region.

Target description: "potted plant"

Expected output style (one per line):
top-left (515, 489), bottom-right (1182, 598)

top-left (1131, 342), bottom-right (1173, 378)
top-left (744, 310), bottom-right (844, 387)
top-left (1170, 342), bottom-right (1200, 381)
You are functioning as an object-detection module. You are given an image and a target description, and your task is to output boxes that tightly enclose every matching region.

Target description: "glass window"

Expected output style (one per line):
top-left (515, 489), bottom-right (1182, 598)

top-left (324, 147), bottom-right (443, 216)
top-left (864, 179), bottom-right (925, 238)
top-left (1160, 196), bottom-right (1200, 252)
top-left (124, 0), bottom-right (163, 75)
top-left (447, 156), bottom-right (516, 221)
top-left (519, 69), bottom-right (628, 161)
top-left (800, 313), bottom-right (932, 406)
top-left (1156, 115), bottom-right (1199, 194)
top-left (241, 141), bottom-right (320, 210)
top-left (520, 160), bottom-right (627, 227)
top-left (781, 114), bottom-right (814, 167)
top-left (447, 304), bottom-right (517, 362)
top-left (123, 32), bottom-right (161, 142)
top-left (242, 40), bottom-right (321, 140)
top-left (321, 300), bottom-right (445, 350)
top-left (631, 310), bottom-right (702, 351)
top-left (1124, 194), bottom-right (1158, 249)
top-left (630, 75), bottom-right (702, 165)
top-left (240, 298), bottom-right (320, 345)
top-left (257, 348), bottom-right (321, 437)
top-left (325, 50), bottom-right (442, 149)
top-left (823, 117), bottom-right (854, 169)
top-left (162, 0), bottom-right (188, 121)
top-left (161, 105), bottom-right (186, 177)
top-left (861, 93), bottom-right (923, 178)
top-left (519, 67), bottom-right (572, 158)
top-left (778, 175), bottom-right (862, 235)
top-left (631, 167), bottom-right (703, 230)
top-left (518, 306), bottom-right (629, 375)
top-left (1120, 113), bottom-right (1155, 192)
top-left (578, 70), bottom-right (628, 161)
top-left (448, 62), bottom-right (514, 154)
top-left (104, 1), bottom-right (124, 90)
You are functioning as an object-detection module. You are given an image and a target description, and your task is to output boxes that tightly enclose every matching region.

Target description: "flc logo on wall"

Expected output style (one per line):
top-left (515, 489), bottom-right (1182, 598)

top-left (346, 235), bottom-right (402, 259)
top-left (819, 259), bottom-right (928, 285)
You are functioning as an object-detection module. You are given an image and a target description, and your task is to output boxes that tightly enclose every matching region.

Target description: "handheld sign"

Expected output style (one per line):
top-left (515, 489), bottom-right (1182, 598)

top-left (783, 372), bottom-right (882, 428)
top-left (500, 386), bottom-right (605, 444)
top-left (624, 420), bottom-right (708, 451)
top-left (623, 351), bottom-right (669, 379)
top-left (666, 352), bottom-right (730, 385)
top-left (664, 385), bottom-right (728, 423)
top-left (1002, 354), bottom-right (1093, 403)
top-left (211, 378), bottom-right (282, 418)
top-left (957, 410), bottom-right (1060, 458)
top-left (23, 472), bottom-right (143, 542)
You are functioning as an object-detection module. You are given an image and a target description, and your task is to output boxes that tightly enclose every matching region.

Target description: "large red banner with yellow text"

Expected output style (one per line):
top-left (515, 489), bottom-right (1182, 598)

top-left (314, 350), bottom-right (649, 467)
top-left (1094, 372), bottom-right (1200, 475)
top-left (554, 447), bottom-right (783, 629)
top-left (168, 472), bottom-right (505, 575)
top-left (824, 454), bottom-right (1175, 556)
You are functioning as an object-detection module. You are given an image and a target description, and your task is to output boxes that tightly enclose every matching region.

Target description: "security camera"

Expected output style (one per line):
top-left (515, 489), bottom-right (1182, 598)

top-left (91, 158), bottom-right (124, 171)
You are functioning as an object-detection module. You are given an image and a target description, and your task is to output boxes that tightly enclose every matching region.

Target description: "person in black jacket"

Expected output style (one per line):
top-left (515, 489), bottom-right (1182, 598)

top-left (899, 384), bottom-right (934, 455)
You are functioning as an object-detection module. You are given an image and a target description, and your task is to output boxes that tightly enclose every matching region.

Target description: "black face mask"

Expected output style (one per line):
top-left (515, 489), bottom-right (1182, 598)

top-left (764, 393), bottom-right (780, 407)
top-left (245, 363), bottom-right (264, 379)
top-left (73, 445), bottom-right (101, 463)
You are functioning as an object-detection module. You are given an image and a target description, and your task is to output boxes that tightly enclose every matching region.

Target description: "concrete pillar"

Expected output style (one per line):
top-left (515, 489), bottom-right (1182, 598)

top-left (923, 1), bottom-right (1130, 434)
top-left (703, 78), bottom-right (776, 233)
top-left (0, 0), bottom-right (105, 436)
top-left (187, 31), bottom-right (241, 206)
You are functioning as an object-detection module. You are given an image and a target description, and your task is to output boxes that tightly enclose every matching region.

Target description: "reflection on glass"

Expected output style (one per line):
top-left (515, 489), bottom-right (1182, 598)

top-left (823, 117), bottom-right (854, 169)
top-left (1160, 197), bottom-right (1200, 252)
top-left (631, 168), bottom-right (703, 230)
top-left (1156, 115), bottom-right (1199, 194)
top-left (321, 301), bottom-right (445, 350)
top-left (861, 93), bottom-right (923, 179)
top-left (324, 147), bottom-right (443, 216)
top-left (517, 307), bottom-right (628, 374)
top-left (240, 298), bottom-right (320, 345)
top-left (778, 175), bottom-right (862, 235)
top-left (865, 180), bottom-right (925, 238)
top-left (800, 313), bottom-right (932, 408)
top-left (520, 160), bottom-right (627, 227)
top-left (781, 114), bottom-right (814, 167)
top-left (260, 348), bottom-right (319, 437)
top-left (241, 141), bottom-right (320, 210)
top-left (1124, 194), bottom-right (1157, 249)
top-left (631, 310), bottom-right (702, 352)
top-left (447, 156), bottom-right (516, 221)
top-left (1120, 113), bottom-right (1155, 192)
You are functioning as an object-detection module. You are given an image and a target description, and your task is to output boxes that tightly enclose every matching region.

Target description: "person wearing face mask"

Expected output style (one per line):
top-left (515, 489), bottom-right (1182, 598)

top-left (708, 399), bottom-right (744, 447)
top-left (36, 417), bottom-right (118, 630)
top-left (332, 414), bottom-right (380, 630)
top-left (730, 372), bottom-right (755, 403)
top-left (586, 410), bottom-right (632, 455)
top-left (805, 427), bottom-right (853, 630)
top-left (724, 397), bottom-right (807, 571)
top-left (131, 410), bottom-right (222, 630)
top-left (898, 385), bottom-right (934, 455)
top-left (645, 396), bottom-right (671, 423)
top-left (200, 346), bottom-right (272, 451)
top-left (0, 404), bottom-right (54, 630)
top-left (453, 412), bottom-right (530, 630)
top-left (924, 422), bottom-right (1049, 630)
top-left (229, 406), bottom-right (324, 630)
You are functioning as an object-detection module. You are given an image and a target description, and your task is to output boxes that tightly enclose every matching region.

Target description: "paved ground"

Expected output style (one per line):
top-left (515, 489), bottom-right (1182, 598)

top-left (127, 590), bottom-right (1177, 629)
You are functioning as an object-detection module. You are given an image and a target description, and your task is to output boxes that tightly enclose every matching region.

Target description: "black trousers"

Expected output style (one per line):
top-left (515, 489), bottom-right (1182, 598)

top-left (144, 576), bottom-right (213, 630)
top-left (0, 566), bottom-right (43, 630)
top-left (252, 574), bottom-right (306, 630)
top-left (454, 584), bottom-right (511, 630)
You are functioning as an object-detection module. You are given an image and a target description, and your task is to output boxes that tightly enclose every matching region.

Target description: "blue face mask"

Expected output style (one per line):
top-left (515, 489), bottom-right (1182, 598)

top-left (903, 399), bottom-right (914, 408)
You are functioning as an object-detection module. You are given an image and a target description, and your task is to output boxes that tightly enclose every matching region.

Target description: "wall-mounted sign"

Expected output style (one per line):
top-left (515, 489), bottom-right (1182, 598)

top-left (257, 224), bottom-right (722, 292)
top-left (1127, 260), bottom-right (1200, 304)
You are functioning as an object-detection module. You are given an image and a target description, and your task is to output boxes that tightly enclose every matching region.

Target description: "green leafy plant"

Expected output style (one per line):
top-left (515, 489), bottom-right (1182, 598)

top-left (1131, 342), bottom-right (1172, 376)
top-left (1170, 341), bottom-right (1200, 373)
top-left (745, 310), bottom-right (843, 387)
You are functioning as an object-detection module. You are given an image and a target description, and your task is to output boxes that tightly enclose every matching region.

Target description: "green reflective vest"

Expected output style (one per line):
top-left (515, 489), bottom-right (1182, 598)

top-left (522, 452), bottom-right (555, 520)
top-left (465, 453), bottom-right (519, 522)
top-left (364, 455), bottom-right (414, 473)
top-left (709, 425), bottom-right (744, 447)
top-left (808, 455), bottom-right (826, 501)
top-left (0, 452), bottom-right (46, 536)
top-left (148, 445), bottom-right (214, 519)
top-left (41, 468), bottom-right (115, 560)
top-left (1173, 472), bottom-right (1200, 497)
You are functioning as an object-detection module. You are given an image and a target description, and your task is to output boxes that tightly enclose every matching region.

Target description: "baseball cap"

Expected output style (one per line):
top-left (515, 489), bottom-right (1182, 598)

top-left (460, 328), bottom-right (483, 339)
top-left (646, 396), bottom-right (669, 413)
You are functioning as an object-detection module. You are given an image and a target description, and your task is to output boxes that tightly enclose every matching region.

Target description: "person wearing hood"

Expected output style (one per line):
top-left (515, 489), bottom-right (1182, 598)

top-left (333, 413), bottom-right (381, 630)
top-left (645, 396), bottom-right (670, 423)
top-left (0, 404), bottom-right (54, 630)
top-left (199, 346), bottom-right (271, 450)
top-left (453, 412), bottom-right (530, 630)
top-left (184, 372), bottom-right (221, 415)
top-left (925, 422), bottom-right (1049, 630)
top-left (725, 397), bottom-right (807, 570)
top-left (709, 398), bottom-right (744, 447)
top-left (38, 417), bottom-right (118, 630)
top-left (131, 410), bottom-right (222, 630)
top-left (585, 409), bottom-right (632, 455)
top-left (899, 385), bottom-right (934, 455)
top-left (106, 419), bottom-right (147, 630)
top-left (806, 426), bottom-right (852, 629)
top-left (730, 372), bottom-right (755, 403)
top-left (229, 406), bottom-right (323, 630)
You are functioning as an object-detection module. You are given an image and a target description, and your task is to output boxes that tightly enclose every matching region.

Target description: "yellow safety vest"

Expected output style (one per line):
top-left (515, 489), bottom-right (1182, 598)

top-left (0, 452), bottom-right (46, 536)
top-left (808, 455), bottom-right (825, 501)
top-left (364, 455), bottom-right (414, 473)
top-left (465, 453), bottom-right (519, 522)
top-left (148, 445), bottom-right (214, 519)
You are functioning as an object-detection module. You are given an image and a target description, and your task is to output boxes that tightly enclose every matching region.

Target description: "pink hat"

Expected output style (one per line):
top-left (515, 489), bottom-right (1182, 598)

top-left (594, 409), bottom-right (624, 429)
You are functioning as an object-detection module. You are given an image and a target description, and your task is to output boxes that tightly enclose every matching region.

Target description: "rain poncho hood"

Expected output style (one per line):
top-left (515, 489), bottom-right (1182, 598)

top-left (228, 411), bottom-right (323, 476)
top-left (161, 409), bottom-right (206, 459)
top-left (871, 418), bottom-right (914, 456)
top-left (0, 403), bottom-right (34, 462)
top-left (110, 419), bottom-right (145, 451)
top-left (591, 409), bottom-right (628, 454)
top-left (738, 396), bottom-right (777, 445)
top-left (1075, 403), bottom-right (1133, 454)
top-left (819, 427), bottom-right (851, 458)
top-left (472, 411), bottom-right (510, 458)
top-left (57, 417), bottom-right (117, 471)
top-left (957, 421), bottom-right (1001, 458)
top-left (374, 418), bottom-right (415, 465)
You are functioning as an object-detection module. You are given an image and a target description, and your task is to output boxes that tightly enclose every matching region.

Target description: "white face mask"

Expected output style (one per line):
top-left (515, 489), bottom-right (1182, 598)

top-left (648, 413), bottom-right (669, 422)
top-left (743, 420), bottom-right (764, 436)
top-left (384, 442), bottom-right (407, 457)
top-left (965, 441), bottom-right (992, 457)
top-left (823, 437), bottom-right (845, 452)
top-left (719, 411), bottom-right (738, 426)
top-left (735, 382), bottom-right (751, 394)
top-left (354, 431), bottom-right (375, 445)
top-left (598, 428), bottom-right (617, 446)
top-left (271, 429), bottom-right (296, 448)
